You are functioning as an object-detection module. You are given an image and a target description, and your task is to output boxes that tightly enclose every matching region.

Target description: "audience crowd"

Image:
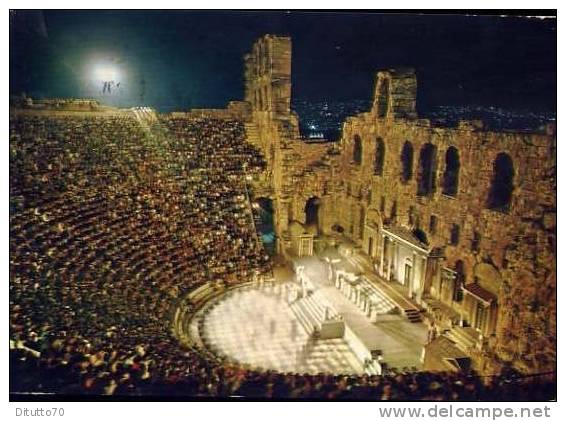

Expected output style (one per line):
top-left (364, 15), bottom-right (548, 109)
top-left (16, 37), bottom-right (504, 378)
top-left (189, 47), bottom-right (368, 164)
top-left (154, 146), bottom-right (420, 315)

top-left (9, 112), bottom-right (555, 400)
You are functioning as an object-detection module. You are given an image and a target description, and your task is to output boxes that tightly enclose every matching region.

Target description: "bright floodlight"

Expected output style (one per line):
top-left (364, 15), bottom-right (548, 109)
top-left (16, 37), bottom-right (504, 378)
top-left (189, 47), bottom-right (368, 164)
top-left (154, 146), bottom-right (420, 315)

top-left (93, 63), bottom-right (119, 82)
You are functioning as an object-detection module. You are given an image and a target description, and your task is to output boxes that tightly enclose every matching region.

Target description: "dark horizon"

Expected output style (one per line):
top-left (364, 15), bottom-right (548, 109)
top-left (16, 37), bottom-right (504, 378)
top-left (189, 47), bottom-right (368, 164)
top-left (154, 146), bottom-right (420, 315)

top-left (10, 10), bottom-right (557, 113)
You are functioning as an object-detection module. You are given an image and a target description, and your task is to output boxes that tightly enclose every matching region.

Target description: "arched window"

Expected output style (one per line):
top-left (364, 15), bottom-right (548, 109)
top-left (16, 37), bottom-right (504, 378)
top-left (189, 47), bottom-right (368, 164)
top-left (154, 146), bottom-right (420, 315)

top-left (305, 197), bottom-right (321, 228)
top-left (429, 215), bottom-right (438, 235)
top-left (487, 153), bottom-right (514, 212)
top-left (413, 228), bottom-right (428, 245)
top-left (442, 146), bottom-right (460, 197)
top-left (353, 135), bottom-right (362, 166)
top-left (417, 143), bottom-right (437, 196)
top-left (450, 224), bottom-right (460, 246)
top-left (400, 141), bottom-right (414, 182)
top-left (374, 137), bottom-right (385, 176)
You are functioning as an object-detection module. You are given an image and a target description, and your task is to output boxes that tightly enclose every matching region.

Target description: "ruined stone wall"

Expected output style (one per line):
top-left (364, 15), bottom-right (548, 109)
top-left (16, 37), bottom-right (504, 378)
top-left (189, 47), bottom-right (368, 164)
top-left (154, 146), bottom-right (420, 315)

top-left (244, 36), bottom-right (556, 374)
top-left (166, 101), bottom-right (251, 121)
top-left (308, 73), bottom-right (555, 374)
top-left (245, 35), bottom-right (293, 115)
top-left (244, 35), bottom-right (334, 244)
top-left (336, 96), bottom-right (556, 373)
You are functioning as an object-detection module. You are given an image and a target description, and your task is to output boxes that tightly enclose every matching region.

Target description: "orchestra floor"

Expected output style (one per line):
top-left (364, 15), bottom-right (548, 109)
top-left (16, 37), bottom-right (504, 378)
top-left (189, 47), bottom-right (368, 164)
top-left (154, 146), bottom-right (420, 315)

top-left (201, 283), bottom-right (366, 375)
top-left (198, 256), bottom-right (428, 375)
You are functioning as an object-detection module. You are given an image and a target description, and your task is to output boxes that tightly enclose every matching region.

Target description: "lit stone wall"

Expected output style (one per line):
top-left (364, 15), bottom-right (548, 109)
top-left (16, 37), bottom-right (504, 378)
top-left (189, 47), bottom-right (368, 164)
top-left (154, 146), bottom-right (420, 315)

top-left (244, 35), bottom-right (556, 375)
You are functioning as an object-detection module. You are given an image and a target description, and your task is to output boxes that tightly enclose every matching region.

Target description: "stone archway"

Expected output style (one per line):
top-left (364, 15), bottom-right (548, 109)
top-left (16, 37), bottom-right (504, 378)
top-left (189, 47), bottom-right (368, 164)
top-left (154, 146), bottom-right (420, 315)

top-left (252, 197), bottom-right (276, 255)
top-left (487, 152), bottom-right (514, 213)
top-left (401, 141), bottom-right (414, 183)
top-left (417, 143), bottom-right (438, 196)
top-left (374, 137), bottom-right (386, 176)
top-left (353, 135), bottom-right (363, 166)
top-left (304, 196), bottom-right (321, 234)
top-left (442, 146), bottom-right (460, 197)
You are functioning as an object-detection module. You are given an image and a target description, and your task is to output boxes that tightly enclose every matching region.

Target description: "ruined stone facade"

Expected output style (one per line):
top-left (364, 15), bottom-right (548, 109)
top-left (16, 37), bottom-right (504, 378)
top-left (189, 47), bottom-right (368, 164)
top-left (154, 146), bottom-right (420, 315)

top-left (244, 35), bottom-right (556, 376)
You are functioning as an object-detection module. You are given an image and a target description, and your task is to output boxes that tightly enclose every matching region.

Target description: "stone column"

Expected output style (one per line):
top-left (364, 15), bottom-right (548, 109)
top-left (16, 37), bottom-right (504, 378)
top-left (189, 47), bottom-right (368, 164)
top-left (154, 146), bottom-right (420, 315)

top-left (379, 235), bottom-right (386, 277)
top-left (394, 243), bottom-right (401, 276)
top-left (411, 251), bottom-right (417, 298)
top-left (309, 237), bottom-right (313, 256)
top-left (386, 239), bottom-right (392, 281)
top-left (417, 256), bottom-right (427, 303)
top-left (328, 263), bottom-right (334, 282)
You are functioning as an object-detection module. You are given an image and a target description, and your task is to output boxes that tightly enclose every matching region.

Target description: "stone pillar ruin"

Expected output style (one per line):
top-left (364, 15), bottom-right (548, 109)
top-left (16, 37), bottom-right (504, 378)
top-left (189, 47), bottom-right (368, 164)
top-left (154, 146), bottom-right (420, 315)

top-left (371, 68), bottom-right (418, 120)
top-left (244, 35), bottom-right (292, 116)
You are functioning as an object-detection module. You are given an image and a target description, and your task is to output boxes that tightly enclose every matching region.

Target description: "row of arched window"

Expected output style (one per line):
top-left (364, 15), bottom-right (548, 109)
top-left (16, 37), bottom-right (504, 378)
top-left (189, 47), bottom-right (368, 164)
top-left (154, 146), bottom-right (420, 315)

top-left (351, 135), bottom-right (515, 212)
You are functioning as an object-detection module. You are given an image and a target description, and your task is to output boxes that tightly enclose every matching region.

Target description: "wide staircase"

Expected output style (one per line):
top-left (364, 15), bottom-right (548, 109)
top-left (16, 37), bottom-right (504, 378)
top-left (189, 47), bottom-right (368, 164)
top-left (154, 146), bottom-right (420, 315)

top-left (289, 290), bottom-right (337, 336)
top-left (358, 278), bottom-right (397, 315)
top-left (349, 253), bottom-right (423, 323)
top-left (444, 326), bottom-right (481, 352)
top-left (297, 338), bottom-right (366, 375)
top-left (132, 107), bottom-right (159, 131)
top-left (403, 308), bottom-right (422, 323)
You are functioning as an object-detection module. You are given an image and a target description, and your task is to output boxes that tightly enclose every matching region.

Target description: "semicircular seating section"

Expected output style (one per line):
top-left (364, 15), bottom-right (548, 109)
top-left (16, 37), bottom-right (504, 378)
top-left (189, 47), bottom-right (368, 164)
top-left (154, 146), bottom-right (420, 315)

top-left (9, 114), bottom-right (555, 400)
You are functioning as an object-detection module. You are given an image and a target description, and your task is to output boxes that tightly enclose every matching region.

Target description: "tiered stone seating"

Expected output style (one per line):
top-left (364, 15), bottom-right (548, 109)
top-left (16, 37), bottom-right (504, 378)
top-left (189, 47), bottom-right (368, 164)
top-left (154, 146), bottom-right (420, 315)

top-left (9, 112), bottom-right (555, 400)
top-left (10, 112), bottom-right (271, 395)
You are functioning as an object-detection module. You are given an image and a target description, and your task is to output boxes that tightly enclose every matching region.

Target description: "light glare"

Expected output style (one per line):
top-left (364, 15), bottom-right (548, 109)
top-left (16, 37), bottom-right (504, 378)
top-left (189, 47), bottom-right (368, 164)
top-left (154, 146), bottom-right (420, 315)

top-left (93, 63), bottom-right (119, 82)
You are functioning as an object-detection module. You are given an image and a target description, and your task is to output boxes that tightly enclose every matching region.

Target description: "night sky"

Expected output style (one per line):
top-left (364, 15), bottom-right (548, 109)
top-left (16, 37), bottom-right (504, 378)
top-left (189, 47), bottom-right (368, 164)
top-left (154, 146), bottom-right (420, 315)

top-left (10, 10), bottom-right (556, 113)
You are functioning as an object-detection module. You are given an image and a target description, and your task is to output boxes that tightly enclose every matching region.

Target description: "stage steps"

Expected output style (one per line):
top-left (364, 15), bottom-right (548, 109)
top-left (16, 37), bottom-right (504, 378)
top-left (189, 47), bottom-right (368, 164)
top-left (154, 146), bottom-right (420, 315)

top-left (404, 309), bottom-right (422, 323)
top-left (370, 289), bottom-right (397, 314)
top-left (348, 253), bottom-right (423, 323)
top-left (444, 326), bottom-right (480, 351)
top-left (296, 338), bottom-right (365, 375)
top-left (289, 294), bottom-right (324, 335)
top-left (289, 289), bottom-right (338, 336)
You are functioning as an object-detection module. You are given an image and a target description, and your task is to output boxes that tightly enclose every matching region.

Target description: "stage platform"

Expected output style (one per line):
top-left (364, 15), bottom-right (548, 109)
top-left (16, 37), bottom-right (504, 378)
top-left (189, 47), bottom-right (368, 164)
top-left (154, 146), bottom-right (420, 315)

top-left (196, 282), bottom-right (366, 375)
top-left (292, 256), bottom-right (428, 370)
top-left (188, 254), bottom-right (428, 375)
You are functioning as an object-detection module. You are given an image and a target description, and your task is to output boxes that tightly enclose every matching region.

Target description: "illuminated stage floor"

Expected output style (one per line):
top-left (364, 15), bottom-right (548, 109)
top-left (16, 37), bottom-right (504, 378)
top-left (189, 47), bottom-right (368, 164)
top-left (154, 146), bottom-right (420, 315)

top-left (198, 254), bottom-right (428, 375)
top-left (297, 256), bottom-right (428, 370)
top-left (201, 283), bottom-right (365, 375)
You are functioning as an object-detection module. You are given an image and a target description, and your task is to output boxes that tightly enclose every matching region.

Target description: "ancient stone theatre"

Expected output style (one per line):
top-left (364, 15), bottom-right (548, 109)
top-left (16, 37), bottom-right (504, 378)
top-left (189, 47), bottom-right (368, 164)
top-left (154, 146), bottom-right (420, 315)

top-left (9, 33), bottom-right (556, 400)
